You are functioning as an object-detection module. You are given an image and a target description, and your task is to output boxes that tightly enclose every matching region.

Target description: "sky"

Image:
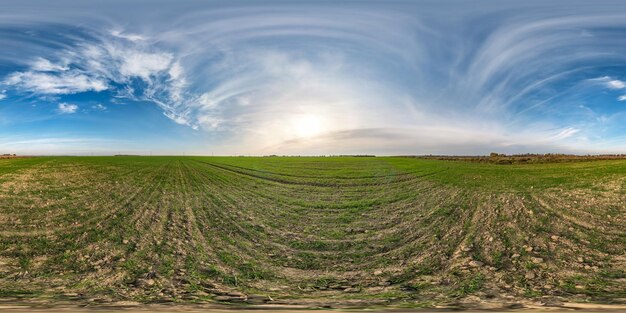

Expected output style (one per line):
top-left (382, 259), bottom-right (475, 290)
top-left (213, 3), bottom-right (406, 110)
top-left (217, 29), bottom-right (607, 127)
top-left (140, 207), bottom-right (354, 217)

top-left (2, 0), bottom-right (626, 155)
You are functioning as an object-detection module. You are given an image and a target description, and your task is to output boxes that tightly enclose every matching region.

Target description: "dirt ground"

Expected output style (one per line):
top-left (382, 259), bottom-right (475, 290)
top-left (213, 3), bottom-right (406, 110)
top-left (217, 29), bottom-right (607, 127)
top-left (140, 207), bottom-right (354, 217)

top-left (1, 302), bottom-right (626, 313)
top-left (1, 157), bottom-right (624, 308)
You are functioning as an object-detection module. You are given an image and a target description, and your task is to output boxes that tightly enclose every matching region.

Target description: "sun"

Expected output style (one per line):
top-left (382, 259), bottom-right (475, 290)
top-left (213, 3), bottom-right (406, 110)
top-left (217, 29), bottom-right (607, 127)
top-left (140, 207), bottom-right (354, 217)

top-left (292, 114), bottom-right (325, 138)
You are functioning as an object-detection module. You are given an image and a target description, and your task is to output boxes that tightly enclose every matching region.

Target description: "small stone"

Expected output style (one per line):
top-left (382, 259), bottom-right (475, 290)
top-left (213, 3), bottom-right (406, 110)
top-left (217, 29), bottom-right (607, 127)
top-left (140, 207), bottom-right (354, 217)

top-left (543, 284), bottom-right (553, 290)
top-left (512, 253), bottom-right (521, 258)
top-left (373, 269), bottom-right (383, 275)
top-left (525, 272), bottom-right (536, 280)
top-left (214, 295), bottom-right (232, 302)
top-left (343, 287), bottom-right (359, 293)
top-left (246, 294), bottom-right (272, 304)
top-left (577, 257), bottom-right (584, 263)
top-left (469, 260), bottom-right (484, 267)
top-left (461, 246), bottom-right (473, 252)
top-left (525, 246), bottom-right (533, 252)
top-left (531, 257), bottom-right (544, 264)
top-left (227, 291), bottom-right (246, 297)
top-left (215, 293), bottom-right (246, 302)
top-left (134, 278), bottom-right (155, 288)
top-left (122, 239), bottom-right (129, 244)
top-left (550, 235), bottom-right (559, 241)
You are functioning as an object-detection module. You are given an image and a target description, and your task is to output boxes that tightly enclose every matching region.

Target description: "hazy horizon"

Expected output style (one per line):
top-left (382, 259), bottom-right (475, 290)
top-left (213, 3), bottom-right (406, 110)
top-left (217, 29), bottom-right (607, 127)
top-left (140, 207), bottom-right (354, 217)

top-left (2, 0), bottom-right (626, 155)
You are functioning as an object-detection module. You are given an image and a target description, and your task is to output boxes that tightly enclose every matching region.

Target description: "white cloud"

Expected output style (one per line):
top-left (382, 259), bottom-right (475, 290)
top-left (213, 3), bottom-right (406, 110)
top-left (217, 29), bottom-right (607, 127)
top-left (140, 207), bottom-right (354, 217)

top-left (591, 76), bottom-right (626, 90)
top-left (551, 127), bottom-right (580, 140)
top-left (119, 51), bottom-right (173, 80)
top-left (168, 61), bottom-right (184, 80)
top-left (197, 115), bottom-right (222, 129)
top-left (5, 71), bottom-right (107, 94)
top-left (110, 30), bottom-right (146, 42)
top-left (196, 93), bottom-right (219, 109)
top-left (2, 33), bottom-right (190, 126)
top-left (92, 103), bottom-right (106, 110)
top-left (31, 57), bottom-right (69, 72)
top-left (590, 76), bottom-right (626, 101)
top-left (163, 111), bottom-right (191, 126)
top-left (57, 102), bottom-right (78, 114)
top-left (167, 61), bottom-right (186, 102)
top-left (607, 79), bottom-right (625, 89)
top-left (0, 90), bottom-right (5, 100)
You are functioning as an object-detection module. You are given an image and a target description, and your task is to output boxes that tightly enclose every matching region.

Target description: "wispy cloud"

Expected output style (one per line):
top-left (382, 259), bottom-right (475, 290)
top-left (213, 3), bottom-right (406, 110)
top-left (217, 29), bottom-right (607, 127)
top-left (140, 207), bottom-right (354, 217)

top-left (607, 79), bottom-right (625, 89)
top-left (57, 102), bottom-right (78, 114)
top-left (92, 103), bottom-right (106, 111)
top-left (5, 71), bottom-right (108, 94)
top-left (110, 30), bottom-right (146, 42)
top-left (31, 57), bottom-right (69, 72)
top-left (551, 127), bottom-right (580, 140)
top-left (591, 76), bottom-right (626, 101)
top-left (590, 76), bottom-right (626, 89)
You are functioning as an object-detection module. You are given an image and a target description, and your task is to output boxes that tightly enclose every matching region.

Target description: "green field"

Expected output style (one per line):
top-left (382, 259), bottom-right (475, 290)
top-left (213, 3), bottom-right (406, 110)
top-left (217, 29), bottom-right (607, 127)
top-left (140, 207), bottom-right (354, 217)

top-left (0, 156), bottom-right (624, 307)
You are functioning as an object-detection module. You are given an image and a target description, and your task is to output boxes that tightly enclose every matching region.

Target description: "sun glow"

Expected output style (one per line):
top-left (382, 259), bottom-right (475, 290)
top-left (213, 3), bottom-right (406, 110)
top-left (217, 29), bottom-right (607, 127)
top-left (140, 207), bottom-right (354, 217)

top-left (292, 114), bottom-right (325, 138)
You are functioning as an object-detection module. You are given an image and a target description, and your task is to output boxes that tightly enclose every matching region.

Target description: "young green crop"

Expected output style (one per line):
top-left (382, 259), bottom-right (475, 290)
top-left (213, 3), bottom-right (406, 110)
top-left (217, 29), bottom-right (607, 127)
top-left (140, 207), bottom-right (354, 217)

top-left (0, 156), bottom-right (623, 306)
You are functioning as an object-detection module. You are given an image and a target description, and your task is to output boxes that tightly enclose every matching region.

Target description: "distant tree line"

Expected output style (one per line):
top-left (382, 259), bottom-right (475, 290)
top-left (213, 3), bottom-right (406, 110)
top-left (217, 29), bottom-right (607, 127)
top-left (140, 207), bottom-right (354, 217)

top-left (400, 153), bottom-right (626, 164)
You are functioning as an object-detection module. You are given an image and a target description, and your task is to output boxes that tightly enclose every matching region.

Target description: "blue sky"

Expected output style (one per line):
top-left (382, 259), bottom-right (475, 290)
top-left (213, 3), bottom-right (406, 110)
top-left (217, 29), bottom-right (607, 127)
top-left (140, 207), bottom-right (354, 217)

top-left (2, 0), bottom-right (626, 155)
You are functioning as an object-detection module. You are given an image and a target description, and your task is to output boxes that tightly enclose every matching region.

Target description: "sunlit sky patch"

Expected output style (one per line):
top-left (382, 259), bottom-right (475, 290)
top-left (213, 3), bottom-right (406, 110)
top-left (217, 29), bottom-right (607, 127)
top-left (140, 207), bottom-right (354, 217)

top-left (2, 0), bottom-right (626, 155)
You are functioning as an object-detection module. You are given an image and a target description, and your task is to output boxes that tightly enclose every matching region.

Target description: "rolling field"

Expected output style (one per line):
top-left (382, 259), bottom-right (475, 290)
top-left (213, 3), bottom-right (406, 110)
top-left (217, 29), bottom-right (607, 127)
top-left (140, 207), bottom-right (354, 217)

top-left (0, 156), bottom-right (624, 308)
